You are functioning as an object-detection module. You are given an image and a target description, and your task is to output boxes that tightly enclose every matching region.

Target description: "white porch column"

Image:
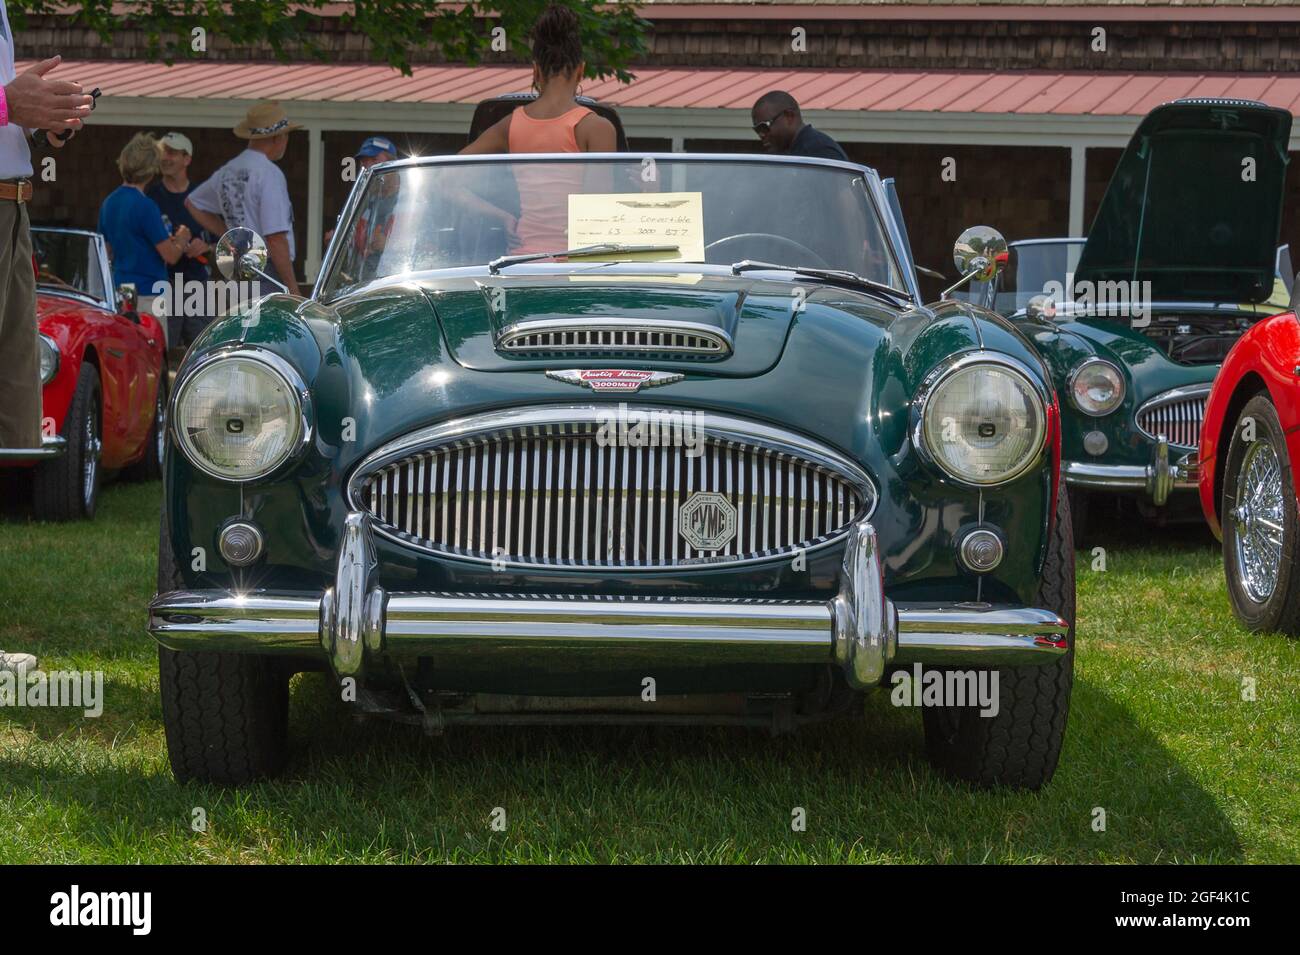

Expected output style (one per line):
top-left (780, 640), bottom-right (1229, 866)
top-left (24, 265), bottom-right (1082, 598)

top-left (1068, 143), bottom-right (1087, 238)
top-left (306, 125), bottom-right (324, 282)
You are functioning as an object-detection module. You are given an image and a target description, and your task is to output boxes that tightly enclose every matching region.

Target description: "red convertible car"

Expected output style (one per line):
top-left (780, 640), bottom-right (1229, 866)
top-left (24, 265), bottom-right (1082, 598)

top-left (1199, 299), bottom-right (1300, 635)
top-left (0, 226), bottom-right (167, 520)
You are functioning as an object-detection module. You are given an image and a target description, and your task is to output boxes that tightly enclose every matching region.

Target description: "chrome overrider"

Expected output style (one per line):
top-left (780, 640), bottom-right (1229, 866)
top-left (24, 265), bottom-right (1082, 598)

top-left (1063, 435), bottom-right (1199, 506)
top-left (148, 512), bottom-right (1070, 689)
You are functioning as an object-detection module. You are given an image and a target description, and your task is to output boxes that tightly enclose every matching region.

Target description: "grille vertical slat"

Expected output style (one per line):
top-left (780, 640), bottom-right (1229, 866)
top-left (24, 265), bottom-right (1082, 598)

top-left (1136, 392), bottom-right (1209, 450)
top-left (361, 424), bottom-right (868, 568)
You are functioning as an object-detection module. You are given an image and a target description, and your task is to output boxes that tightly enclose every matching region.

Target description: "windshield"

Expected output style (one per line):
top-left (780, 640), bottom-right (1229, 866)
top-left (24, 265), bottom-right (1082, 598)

top-left (317, 156), bottom-right (905, 300)
top-left (955, 240), bottom-right (1084, 316)
top-left (31, 229), bottom-right (107, 304)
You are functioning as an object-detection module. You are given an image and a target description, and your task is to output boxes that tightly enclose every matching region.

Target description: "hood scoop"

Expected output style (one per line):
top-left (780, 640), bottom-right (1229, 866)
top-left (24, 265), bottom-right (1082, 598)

top-left (497, 317), bottom-right (732, 360)
top-left (426, 273), bottom-right (801, 378)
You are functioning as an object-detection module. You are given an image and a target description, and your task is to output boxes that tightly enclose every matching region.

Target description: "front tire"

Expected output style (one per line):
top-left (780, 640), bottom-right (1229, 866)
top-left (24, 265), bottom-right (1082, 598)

top-left (156, 517), bottom-right (289, 785)
top-left (1221, 394), bottom-right (1300, 636)
top-left (32, 362), bottom-right (101, 521)
top-left (921, 481), bottom-right (1076, 789)
top-left (1068, 486), bottom-right (1090, 549)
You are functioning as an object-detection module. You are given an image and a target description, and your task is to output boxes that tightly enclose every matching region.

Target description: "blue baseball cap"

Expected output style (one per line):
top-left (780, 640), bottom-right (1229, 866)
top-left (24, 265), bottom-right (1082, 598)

top-left (355, 136), bottom-right (397, 159)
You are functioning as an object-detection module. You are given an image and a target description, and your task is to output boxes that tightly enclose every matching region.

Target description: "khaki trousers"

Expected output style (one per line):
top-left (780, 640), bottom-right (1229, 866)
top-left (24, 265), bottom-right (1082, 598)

top-left (0, 198), bottom-right (40, 449)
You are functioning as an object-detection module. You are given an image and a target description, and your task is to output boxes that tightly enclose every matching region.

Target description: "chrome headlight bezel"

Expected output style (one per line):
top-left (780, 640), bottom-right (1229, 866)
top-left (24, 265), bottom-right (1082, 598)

top-left (38, 334), bottom-right (60, 385)
top-left (169, 346), bottom-right (313, 483)
top-left (910, 352), bottom-right (1051, 488)
top-left (1067, 358), bottom-right (1125, 417)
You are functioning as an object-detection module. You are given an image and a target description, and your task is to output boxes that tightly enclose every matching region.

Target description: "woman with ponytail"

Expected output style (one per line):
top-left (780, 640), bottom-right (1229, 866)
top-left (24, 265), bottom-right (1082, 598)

top-left (461, 3), bottom-right (617, 252)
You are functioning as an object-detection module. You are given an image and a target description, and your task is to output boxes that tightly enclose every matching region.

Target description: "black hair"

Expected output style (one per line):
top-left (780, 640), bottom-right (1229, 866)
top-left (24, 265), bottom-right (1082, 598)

top-left (753, 90), bottom-right (801, 117)
top-left (531, 4), bottom-right (584, 81)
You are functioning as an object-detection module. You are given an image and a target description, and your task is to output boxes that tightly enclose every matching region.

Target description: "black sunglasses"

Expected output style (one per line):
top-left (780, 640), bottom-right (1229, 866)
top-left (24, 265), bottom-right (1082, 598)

top-left (752, 108), bottom-right (790, 136)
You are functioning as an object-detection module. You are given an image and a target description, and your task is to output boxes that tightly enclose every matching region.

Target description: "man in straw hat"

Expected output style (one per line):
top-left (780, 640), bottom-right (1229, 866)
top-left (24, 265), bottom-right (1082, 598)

top-left (187, 100), bottom-right (302, 296)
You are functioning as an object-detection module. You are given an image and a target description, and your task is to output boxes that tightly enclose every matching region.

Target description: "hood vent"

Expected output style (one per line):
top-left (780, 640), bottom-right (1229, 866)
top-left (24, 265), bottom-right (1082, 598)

top-left (497, 318), bottom-right (731, 360)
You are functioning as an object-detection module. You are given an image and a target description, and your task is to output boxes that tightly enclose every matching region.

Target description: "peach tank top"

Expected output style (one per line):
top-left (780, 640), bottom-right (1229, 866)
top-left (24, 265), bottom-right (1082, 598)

top-left (507, 105), bottom-right (592, 254)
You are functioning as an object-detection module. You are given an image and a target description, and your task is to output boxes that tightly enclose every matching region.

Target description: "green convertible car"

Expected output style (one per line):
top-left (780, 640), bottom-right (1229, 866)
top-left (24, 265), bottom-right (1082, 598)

top-left (149, 148), bottom-right (1075, 789)
top-left (965, 99), bottom-right (1293, 543)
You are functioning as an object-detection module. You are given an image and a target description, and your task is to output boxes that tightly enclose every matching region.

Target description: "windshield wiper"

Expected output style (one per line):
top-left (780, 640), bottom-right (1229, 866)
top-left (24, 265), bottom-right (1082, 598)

top-left (730, 259), bottom-right (911, 306)
top-left (489, 243), bottom-right (681, 274)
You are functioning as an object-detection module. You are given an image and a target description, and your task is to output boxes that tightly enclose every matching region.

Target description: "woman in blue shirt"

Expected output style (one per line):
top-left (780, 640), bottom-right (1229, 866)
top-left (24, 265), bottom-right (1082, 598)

top-left (97, 132), bottom-right (194, 345)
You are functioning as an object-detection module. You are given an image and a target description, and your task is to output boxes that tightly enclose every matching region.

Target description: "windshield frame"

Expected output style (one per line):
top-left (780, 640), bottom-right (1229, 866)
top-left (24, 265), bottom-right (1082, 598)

top-left (30, 225), bottom-right (115, 312)
top-left (313, 152), bottom-right (918, 305)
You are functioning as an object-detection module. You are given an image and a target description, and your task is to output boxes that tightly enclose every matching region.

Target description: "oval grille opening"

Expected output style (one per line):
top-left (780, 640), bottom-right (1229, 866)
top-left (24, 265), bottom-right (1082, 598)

top-left (1136, 392), bottom-right (1208, 449)
top-left (356, 420), bottom-right (868, 569)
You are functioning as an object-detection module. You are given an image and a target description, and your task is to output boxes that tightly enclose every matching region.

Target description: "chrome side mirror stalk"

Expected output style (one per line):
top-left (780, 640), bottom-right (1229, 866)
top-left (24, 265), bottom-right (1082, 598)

top-left (942, 225), bottom-right (1008, 307)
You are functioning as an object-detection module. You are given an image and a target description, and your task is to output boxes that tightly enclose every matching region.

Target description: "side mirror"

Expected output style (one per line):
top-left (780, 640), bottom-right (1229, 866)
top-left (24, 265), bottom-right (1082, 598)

top-left (215, 227), bottom-right (286, 293)
top-left (117, 282), bottom-right (138, 315)
top-left (943, 226), bottom-right (1008, 304)
top-left (1290, 270), bottom-right (1300, 313)
top-left (1025, 294), bottom-right (1058, 322)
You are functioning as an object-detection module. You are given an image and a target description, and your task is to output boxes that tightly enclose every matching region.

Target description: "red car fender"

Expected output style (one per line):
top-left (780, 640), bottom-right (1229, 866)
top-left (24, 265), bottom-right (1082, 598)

top-left (1199, 310), bottom-right (1300, 539)
top-left (28, 293), bottom-right (166, 469)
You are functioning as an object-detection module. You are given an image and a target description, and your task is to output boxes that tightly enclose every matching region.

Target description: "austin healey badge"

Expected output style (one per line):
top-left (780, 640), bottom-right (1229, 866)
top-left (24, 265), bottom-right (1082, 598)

top-left (546, 369), bottom-right (684, 393)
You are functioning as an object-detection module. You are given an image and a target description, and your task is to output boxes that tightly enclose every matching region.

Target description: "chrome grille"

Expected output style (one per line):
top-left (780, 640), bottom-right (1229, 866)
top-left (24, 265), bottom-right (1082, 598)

top-left (498, 322), bottom-right (730, 358)
top-left (1136, 389), bottom-right (1209, 450)
top-left (355, 416), bottom-right (869, 569)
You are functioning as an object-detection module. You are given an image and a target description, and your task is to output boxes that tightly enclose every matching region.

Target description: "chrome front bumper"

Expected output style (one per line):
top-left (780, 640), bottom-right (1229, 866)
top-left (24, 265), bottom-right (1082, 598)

top-left (0, 435), bottom-right (66, 461)
top-left (148, 513), bottom-right (1070, 690)
top-left (1064, 436), bottom-right (1198, 506)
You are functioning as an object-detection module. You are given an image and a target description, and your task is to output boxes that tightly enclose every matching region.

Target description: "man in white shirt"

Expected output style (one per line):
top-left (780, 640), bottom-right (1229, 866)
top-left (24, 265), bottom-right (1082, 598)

top-left (186, 100), bottom-right (302, 296)
top-left (0, 0), bottom-right (93, 673)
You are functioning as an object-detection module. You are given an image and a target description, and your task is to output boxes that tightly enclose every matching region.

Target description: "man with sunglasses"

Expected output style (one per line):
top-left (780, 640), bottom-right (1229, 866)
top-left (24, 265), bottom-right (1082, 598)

top-left (751, 91), bottom-right (847, 161)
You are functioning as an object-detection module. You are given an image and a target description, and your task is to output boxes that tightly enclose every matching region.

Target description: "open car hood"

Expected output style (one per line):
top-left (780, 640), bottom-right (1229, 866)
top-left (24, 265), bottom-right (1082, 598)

top-left (1075, 99), bottom-right (1292, 305)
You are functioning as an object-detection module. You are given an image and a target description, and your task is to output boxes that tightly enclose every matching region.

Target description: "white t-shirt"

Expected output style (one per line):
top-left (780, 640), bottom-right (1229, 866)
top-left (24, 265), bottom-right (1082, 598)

top-left (0, 1), bottom-right (33, 179)
top-left (189, 147), bottom-right (295, 261)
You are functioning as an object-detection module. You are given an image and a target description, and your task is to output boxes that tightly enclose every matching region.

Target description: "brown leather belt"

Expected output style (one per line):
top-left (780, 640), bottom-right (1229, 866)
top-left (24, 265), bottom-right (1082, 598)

top-left (0, 179), bottom-right (33, 203)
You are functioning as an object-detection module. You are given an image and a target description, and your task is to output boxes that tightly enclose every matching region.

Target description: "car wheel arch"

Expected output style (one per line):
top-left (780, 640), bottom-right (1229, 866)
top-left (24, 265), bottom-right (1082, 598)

top-left (1214, 371), bottom-right (1271, 524)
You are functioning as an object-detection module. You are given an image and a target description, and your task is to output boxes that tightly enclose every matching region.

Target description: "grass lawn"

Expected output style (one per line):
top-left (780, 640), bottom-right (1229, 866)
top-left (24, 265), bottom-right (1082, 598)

top-left (0, 480), bottom-right (1296, 863)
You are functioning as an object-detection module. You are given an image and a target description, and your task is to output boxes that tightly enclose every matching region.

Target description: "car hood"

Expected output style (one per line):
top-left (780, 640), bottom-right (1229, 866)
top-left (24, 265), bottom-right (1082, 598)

top-left (1075, 98), bottom-right (1292, 306)
top-left (421, 271), bottom-right (804, 377)
top-left (296, 272), bottom-right (931, 471)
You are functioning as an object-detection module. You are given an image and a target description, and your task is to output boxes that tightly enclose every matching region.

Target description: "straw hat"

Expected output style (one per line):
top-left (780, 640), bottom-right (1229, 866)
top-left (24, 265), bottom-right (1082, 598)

top-left (233, 101), bottom-right (303, 140)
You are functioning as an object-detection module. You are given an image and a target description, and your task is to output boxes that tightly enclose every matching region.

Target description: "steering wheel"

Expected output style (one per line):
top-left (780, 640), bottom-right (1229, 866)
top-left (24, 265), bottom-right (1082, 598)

top-left (705, 233), bottom-right (829, 268)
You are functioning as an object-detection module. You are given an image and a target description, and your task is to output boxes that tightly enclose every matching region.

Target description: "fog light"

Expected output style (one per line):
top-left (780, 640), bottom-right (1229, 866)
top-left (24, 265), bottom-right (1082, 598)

top-left (959, 528), bottom-right (1004, 573)
top-left (1083, 430), bottom-right (1109, 456)
top-left (219, 520), bottom-right (264, 567)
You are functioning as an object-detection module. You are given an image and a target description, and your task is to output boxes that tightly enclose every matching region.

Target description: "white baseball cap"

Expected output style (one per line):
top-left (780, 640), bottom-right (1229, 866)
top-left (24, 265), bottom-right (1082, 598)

top-left (159, 131), bottom-right (193, 155)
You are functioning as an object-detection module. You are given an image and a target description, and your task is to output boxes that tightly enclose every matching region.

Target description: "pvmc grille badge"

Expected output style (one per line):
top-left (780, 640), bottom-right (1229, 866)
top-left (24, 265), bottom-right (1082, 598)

top-left (678, 492), bottom-right (737, 551)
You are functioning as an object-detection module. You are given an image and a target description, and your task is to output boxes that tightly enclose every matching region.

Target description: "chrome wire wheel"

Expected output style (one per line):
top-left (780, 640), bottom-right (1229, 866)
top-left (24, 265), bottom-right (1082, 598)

top-left (82, 394), bottom-right (101, 510)
top-left (1231, 437), bottom-right (1284, 603)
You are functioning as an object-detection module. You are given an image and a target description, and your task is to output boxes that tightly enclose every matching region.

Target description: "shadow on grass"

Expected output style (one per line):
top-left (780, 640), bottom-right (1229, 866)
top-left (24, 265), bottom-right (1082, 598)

top-left (1081, 494), bottom-right (1219, 553)
top-left (1, 666), bottom-right (1244, 863)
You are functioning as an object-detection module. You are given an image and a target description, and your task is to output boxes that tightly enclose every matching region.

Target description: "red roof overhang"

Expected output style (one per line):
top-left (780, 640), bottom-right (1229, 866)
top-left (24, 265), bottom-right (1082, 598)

top-left (22, 60), bottom-right (1300, 117)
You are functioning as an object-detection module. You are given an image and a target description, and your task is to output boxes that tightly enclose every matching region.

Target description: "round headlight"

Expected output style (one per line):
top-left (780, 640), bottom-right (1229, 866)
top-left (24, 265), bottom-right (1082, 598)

top-left (173, 353), bottom-right (305, 480)
top-left (918, 359), bottom-right (1047, 486)
top-left (1069, 359), bottom-right (1125, 416)
top-left (38, 334), bottom-right (59, 385)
